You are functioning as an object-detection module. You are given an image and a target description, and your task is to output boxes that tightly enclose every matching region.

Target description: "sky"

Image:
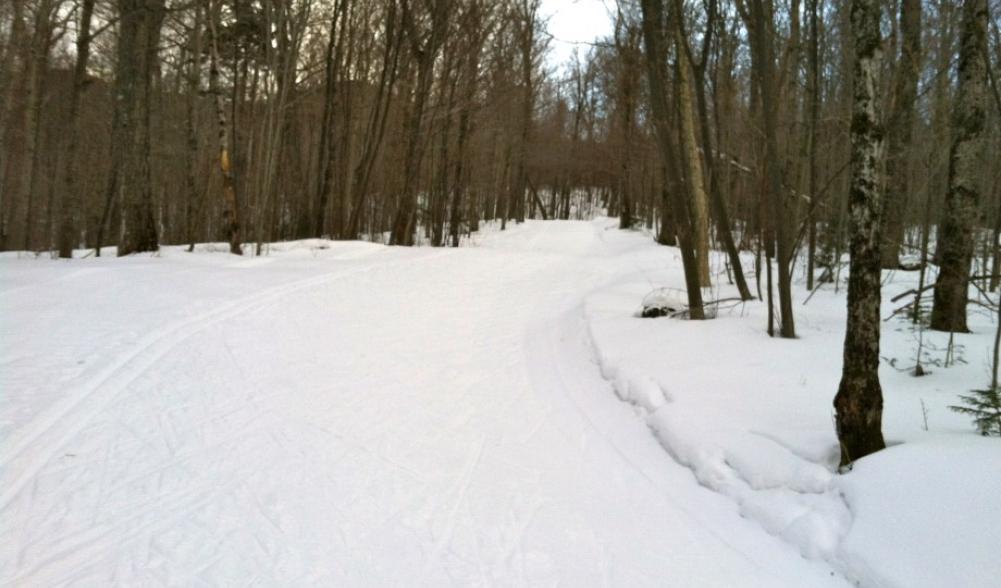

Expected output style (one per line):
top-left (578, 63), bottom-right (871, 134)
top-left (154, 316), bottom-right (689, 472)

top-left (541, 0), bottom-right (615, 67)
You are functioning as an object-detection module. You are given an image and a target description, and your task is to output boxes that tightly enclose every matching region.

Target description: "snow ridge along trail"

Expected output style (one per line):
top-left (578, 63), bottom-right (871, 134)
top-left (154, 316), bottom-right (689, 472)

top-left (1, 222), bottom-right (844, 586)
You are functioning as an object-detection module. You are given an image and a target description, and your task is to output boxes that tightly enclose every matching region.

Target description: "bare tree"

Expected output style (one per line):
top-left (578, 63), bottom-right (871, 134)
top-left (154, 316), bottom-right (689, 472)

top-left (834, 0), bottom-right (886, 468)
top-left (389, 0), bottom-right (450, 246)
top-left (931, 0), bottom-right (989, 333)
top-left (207, 0), bottom-right (242, 255)
top-left (182, 2), bottom-right (204, 251)
top-left (738, 0), bottom-right (796, 338)
top-left (57, 0), bottom-right (97, 258)
top-left (116, 0), bottom-right (165, 256)
top-left (671, 0), bottom-right (711, 287)
top-left (880, 0), bottom-right (922, 269)
top-left (640, 0), bottom-right (705, 320)
top-left (314, 0), bottom-right (350, 238)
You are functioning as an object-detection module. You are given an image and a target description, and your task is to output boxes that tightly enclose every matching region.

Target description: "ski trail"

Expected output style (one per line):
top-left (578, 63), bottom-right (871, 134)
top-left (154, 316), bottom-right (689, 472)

top-left (420, 436), bottom-right (487, 580)
top-left (2, 222), bottom-right (851, 586)
top-left (0, 250), bottom-right (444, 511)
top-left (3, 467), bottom-right (252, 587)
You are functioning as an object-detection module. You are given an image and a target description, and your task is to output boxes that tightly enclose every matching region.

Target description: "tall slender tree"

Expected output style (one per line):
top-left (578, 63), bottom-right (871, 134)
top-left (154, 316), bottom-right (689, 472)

top-left (208, 0), bottom-right (242, 255)
top-left (116, 0), bottom-right (166, 256)
top-left (738, 0), bottom-right (796, 338)
top-left (389, 0), bottom-right (451, 246)
top-left (57, 0), bottom-right (97, 258)
top-left (931, 0), bottom-right (989, 333)
top-left (672, 1), bottom-right (711, 287)
top-left (640, 0), bottom-right (705, 320)
top-left (881, 0), bottom-right (922, 269)
top-left (834, 0), bottom-right (886, 467)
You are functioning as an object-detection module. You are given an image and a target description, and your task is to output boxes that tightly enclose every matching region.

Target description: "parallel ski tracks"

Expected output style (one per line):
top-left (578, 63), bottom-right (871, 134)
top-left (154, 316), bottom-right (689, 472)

top-left (0, 250), bottom-right (445, 513)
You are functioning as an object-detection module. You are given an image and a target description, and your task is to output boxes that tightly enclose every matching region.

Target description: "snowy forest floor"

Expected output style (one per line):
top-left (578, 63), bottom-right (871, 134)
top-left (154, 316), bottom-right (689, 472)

top-left (1, 218), bottom-right (998, 587)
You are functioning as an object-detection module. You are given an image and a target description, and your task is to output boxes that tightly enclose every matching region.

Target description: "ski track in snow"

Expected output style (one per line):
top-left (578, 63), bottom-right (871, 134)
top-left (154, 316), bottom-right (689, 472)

top-left (1, 221), bottom-right (848, 587)
top-left (1, 248), bottom-right (446, 512)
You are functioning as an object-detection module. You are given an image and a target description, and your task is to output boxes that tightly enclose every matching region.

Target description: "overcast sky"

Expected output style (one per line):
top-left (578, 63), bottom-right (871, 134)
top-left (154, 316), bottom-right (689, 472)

top-left (541, 0), bottom-right (615, 68)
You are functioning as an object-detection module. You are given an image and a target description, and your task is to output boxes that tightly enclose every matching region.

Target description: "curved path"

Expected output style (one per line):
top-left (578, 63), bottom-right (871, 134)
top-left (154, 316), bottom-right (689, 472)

top-left (1, 221), bottom-right (845, 586)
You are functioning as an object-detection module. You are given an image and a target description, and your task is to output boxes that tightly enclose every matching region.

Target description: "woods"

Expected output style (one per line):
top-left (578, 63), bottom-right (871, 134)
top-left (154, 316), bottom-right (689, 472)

top-left (4, 3), bottom-right (1001, 583)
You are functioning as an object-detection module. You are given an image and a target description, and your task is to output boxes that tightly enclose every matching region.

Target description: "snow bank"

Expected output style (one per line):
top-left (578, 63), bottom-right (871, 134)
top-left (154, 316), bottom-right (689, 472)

top-left (837, 437), bottom-right (1001, 588)
top-left (583, 231), bottom-right (1000, 588)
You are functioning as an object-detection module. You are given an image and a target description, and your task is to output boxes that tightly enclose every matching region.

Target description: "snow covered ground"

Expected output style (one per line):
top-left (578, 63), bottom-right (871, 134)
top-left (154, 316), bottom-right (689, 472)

top-left (1, 219), bottom-right (996, 587)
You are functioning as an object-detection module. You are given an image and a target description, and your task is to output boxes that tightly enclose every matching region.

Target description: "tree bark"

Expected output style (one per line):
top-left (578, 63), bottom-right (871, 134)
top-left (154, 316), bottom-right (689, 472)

top-left (389, 0), bottom-right (450, 246)
top-left (834, 0), bottom-right (886, 468)
top-left (0, 0), bottom-right (27, 251)
top-left (805, 0), bottom-right (821, 290)
top-left (345, 0), bottom-right (404, 239)
top-left (880, 0), bottom-right (922, 268)
top-left (640, 0), bottom-right (705, 320)
top-left (931, 0), bottom-right (988, 333)
top-left (673, 15), bottom-right (711, 287)
top-left (314, 0), bottom-right (349, 238)
top-left (57, 0), bottom-right (96, 258)
top-left (740, 0), bottom-right (796, 337)
top-left (116, 0), bottom-right (165, 256)
top-left (208, 0), bottom-right (241, 255)
top-left (20, 0), bottom-right (56, 252)
top-left (183, 3), bottom-right (203, 251)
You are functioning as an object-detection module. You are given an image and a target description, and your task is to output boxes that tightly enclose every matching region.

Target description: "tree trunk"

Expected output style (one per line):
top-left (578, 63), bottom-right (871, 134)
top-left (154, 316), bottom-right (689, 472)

top-left (931, 0), bottom-right (988, 333)
top-left (20, 0), bottom-right (56, 252)
top-left (880, 0), bottom-right (922, 268)
top-left (345, 0), bottom-right (403, 239)
top-left (0, 0), bottom-right (27, 251)
top-left (805, 0), bottom-right (821, 290)
top-left (389, 0), bottom-right (449, 246)
top-left (673, 22), bottom-right (711, 287)
top-left (57, 0), bottom-right (96, 258)
top-left (640, 0), bottom-right (705, 320)
top-left (685, 0), bottom-right (752, 300)
top-left (741, 0), bottom-right (796, 337)
top-left (511, 1), bottom-right (539, 226)
top-left (183, 3), bottom-right (203, 251)
top-left (834, 0), bottom-right (886, 468)
top-left (116, 0), bottom-right (165, 256)
top-left (314, 0), bottom-right (349, 238)
top-left (208, 0), bottom-right (241, 255)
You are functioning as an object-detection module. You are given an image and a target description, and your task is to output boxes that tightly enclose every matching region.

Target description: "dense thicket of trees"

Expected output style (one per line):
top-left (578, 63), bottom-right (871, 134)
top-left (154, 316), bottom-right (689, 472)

top-left (0, 0), bottom-right (997, 344)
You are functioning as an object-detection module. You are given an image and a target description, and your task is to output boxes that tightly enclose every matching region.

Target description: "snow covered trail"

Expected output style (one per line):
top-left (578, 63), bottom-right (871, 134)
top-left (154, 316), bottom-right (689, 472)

top-left (1, 221), bottom-right (845, 586)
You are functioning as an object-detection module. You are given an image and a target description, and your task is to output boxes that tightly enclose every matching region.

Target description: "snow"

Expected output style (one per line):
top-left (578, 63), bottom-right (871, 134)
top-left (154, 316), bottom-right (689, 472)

top-left (582, 221), bottom-right (1001, 587)
top-left (1, 218), bottom-right (995, 587)
top-left (837, 437), bottom-right (1001, 588)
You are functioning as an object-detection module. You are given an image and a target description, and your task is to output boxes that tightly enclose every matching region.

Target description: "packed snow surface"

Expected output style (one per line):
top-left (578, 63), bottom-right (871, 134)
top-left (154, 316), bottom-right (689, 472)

top-left (1, 219), bottom-right (997, 587)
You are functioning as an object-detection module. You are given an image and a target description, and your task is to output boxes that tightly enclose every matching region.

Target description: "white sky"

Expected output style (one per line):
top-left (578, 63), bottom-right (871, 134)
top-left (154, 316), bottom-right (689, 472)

top-left (541, 0), bottom-right (615, 67)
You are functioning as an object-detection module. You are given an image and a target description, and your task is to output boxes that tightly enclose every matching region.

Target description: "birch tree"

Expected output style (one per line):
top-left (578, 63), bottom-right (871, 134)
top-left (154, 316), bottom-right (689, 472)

top-left (834, 0), bottom-right (886, 467)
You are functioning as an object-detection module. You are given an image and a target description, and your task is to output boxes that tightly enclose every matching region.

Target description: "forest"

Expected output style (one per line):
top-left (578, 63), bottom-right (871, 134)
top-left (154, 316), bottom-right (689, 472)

top-left (1, 1), bottom-right (1000, 585)
top-left (0, 2), bottom-right (993, 267)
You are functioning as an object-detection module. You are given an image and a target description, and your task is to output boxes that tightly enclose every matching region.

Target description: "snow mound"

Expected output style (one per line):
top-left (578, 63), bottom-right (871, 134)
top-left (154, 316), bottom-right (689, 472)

top-left (640, 288), bottom-right (689, 318)
top-left (837, 437), bottom-right (1001, 588)
top-left (583, 244), bottom-right (1000, 587)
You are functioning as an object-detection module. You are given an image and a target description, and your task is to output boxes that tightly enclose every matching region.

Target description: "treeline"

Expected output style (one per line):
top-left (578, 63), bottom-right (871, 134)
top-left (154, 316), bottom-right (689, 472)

top-left (0, 1), bottom-right (998, 324)
top-left (0, 0), bottom-right (613, 256)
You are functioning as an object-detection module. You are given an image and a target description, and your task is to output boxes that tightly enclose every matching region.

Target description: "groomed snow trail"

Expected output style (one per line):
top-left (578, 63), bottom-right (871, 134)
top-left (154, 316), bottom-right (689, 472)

top-left (1, 221), bottom-right (846, 586)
